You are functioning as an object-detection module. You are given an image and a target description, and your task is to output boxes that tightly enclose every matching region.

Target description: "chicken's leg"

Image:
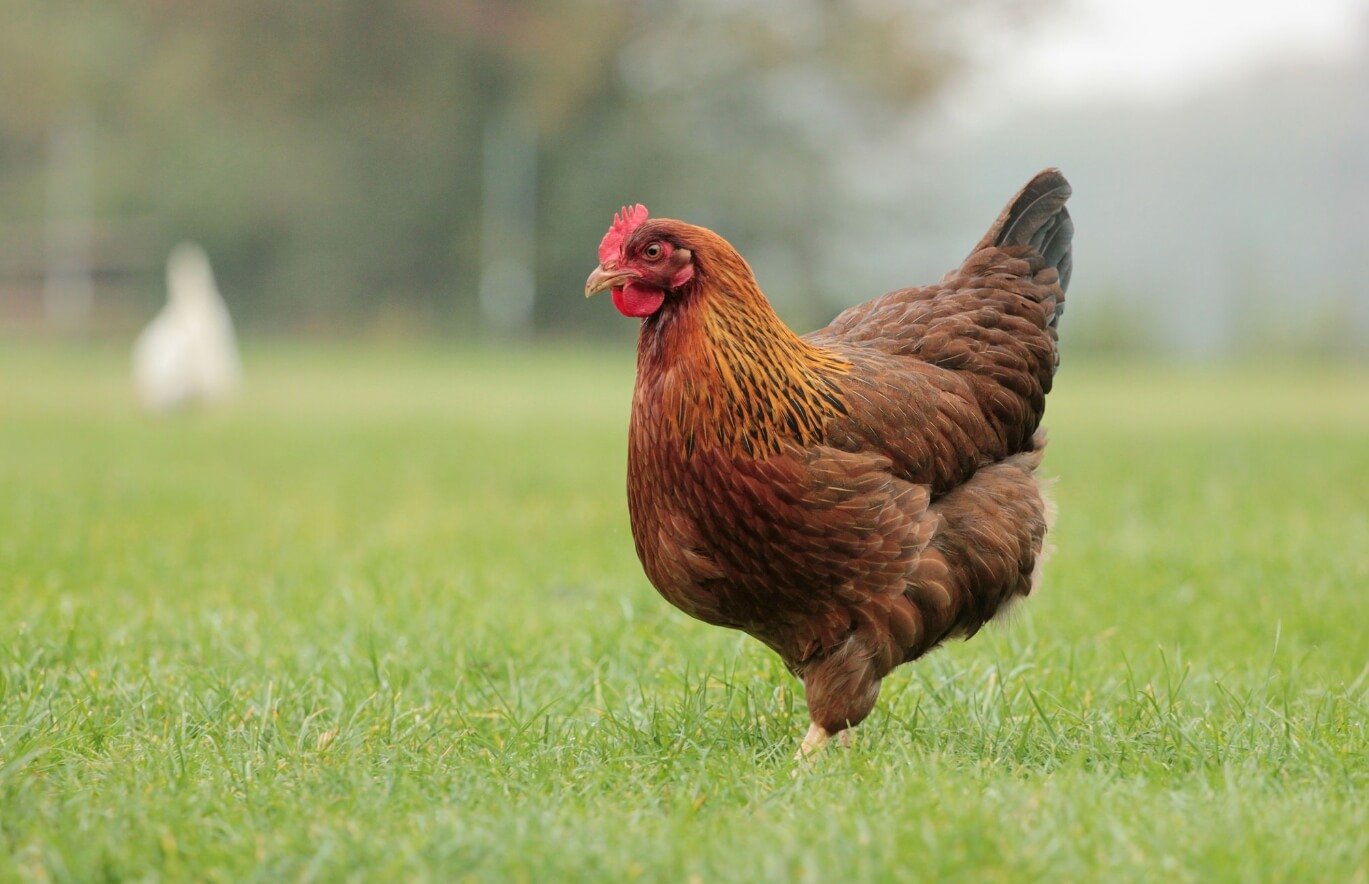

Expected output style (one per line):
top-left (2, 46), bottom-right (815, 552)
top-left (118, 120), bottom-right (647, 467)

top-left (795, 723), bottom-right (830, 760)
top-left (795, 640), bottom-right (880, 763)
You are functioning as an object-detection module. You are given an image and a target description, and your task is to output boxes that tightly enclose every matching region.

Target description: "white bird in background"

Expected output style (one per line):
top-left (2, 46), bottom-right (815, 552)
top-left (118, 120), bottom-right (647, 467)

top-left (132, 242), bottom-right (241, 413)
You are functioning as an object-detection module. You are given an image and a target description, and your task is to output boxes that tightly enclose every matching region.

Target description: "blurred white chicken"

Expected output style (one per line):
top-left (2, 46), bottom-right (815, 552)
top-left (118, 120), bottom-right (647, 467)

top-left (133, 242), bottom-right (241, 412)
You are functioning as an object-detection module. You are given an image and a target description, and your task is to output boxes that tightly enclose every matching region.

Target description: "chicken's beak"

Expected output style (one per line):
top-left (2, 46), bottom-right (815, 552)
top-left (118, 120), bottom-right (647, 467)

top-left (585, 263), bottom-right (634, 298)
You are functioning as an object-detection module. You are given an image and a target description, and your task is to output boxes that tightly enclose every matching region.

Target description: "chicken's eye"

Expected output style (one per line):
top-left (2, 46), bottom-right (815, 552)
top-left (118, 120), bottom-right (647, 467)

top-left (643, 242), bottom-right (664, 260)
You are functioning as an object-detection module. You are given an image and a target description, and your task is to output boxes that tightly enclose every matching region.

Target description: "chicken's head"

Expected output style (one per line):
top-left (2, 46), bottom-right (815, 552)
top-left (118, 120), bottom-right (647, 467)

top-left (585, 204), bottom-right (695, 318)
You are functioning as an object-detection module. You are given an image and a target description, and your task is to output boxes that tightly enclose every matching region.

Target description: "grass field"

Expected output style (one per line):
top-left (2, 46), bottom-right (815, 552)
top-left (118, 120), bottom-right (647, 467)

top-left (1, 341), bottom-right (1366, 881)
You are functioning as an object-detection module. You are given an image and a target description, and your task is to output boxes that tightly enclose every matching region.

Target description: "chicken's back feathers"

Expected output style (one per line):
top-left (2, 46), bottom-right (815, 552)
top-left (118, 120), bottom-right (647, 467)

top-left (810, 168), bottom-right (1071, 493)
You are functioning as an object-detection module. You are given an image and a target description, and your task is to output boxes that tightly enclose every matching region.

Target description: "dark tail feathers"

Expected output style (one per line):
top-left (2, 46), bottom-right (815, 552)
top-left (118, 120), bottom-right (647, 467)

top-left (973, 168), bottom-right (1073, 295)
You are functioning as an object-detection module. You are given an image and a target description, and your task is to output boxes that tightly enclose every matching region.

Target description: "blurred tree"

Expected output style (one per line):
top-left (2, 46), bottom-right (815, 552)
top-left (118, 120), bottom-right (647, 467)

top-left (0, 0), bottom-right (1024, 335)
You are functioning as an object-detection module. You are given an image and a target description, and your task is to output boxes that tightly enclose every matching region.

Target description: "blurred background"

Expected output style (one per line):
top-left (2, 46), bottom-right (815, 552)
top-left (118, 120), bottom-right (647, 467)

top-left (2, 0), bottom-right (1367, 356)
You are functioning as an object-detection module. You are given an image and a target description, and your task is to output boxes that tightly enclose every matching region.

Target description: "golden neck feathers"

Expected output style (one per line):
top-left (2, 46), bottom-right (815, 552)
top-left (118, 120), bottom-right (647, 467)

top-left (632, 238), bottom-right (849, 460)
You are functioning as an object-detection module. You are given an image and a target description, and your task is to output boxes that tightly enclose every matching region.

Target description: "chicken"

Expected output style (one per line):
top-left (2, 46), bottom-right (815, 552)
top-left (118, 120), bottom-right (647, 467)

top-left (133, 242), bottom-right (241, 413)
top-left (585, 170), bottom-right (1073, 759)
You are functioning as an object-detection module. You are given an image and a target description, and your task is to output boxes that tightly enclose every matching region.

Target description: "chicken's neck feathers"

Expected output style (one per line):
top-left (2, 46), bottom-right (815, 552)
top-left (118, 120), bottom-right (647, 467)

top-left (633, 270), bottom-right (849, 460)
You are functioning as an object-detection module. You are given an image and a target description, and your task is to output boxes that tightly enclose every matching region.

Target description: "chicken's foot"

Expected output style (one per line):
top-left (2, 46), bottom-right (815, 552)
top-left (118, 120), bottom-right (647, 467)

top-left (793, 724), bottom-right (855, 766)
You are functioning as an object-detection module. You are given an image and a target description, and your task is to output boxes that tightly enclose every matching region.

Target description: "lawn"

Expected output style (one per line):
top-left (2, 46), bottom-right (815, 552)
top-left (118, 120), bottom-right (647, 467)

top-left (1, 341), bottom-right (1365, 881)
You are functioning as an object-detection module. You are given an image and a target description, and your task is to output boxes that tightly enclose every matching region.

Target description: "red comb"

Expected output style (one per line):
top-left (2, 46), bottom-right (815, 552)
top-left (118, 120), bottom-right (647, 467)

top-left (598, 204), bottom-right (649, 264)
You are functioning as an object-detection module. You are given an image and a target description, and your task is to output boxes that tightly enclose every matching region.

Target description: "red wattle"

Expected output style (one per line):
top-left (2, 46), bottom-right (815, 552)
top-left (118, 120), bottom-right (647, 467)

top-left (611, 283), bottom-right (665, 318)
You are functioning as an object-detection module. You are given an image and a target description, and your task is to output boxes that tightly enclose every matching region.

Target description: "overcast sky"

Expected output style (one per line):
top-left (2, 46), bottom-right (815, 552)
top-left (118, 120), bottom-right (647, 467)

top-left (950, 0), bottom-right (1366, 121)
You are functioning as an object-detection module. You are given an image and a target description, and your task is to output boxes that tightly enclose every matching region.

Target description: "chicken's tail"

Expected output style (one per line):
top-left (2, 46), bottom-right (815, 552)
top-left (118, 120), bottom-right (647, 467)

top-left (972, 168), bottom-right (1073, 298)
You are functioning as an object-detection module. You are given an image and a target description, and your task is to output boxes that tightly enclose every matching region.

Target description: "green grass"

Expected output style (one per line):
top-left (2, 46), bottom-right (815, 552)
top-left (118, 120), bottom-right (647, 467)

top-left (1, 341), bottom-right (1366, 882)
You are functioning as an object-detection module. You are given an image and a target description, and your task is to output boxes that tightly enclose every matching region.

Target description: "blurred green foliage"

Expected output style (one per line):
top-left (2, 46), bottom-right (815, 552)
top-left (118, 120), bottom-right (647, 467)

top-left (0, 0), bottom-right (1017, 334)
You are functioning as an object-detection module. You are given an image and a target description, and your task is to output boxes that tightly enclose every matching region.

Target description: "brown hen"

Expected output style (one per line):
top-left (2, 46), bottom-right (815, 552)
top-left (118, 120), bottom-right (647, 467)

top-left (585, 170), bottom-right (1073, 758)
